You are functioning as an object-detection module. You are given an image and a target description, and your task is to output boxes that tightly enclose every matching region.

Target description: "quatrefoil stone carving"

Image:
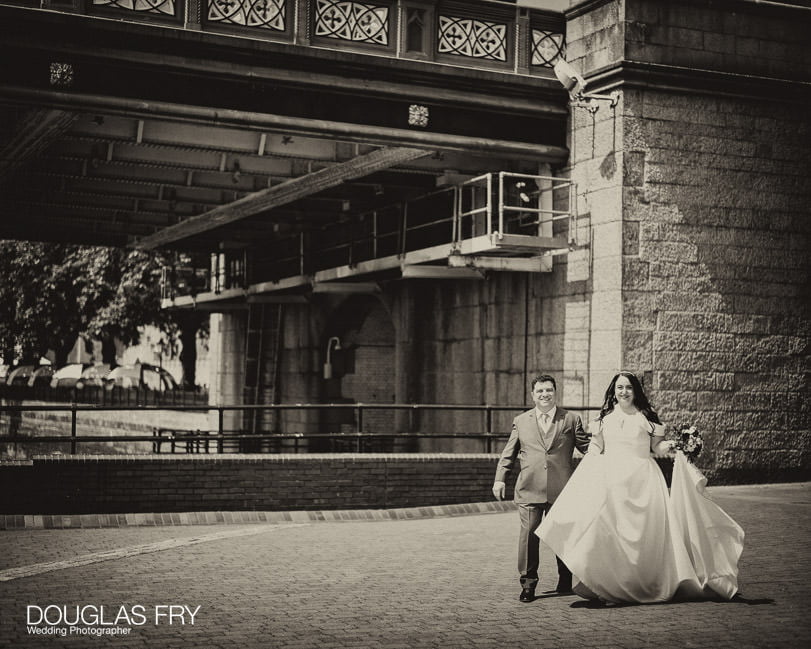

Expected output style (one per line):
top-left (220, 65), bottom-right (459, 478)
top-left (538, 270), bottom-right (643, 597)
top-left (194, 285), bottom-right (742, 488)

top-left (408, 104), bottom-right (429, 128)
top-left (50, 62), bottom-right (74, 87)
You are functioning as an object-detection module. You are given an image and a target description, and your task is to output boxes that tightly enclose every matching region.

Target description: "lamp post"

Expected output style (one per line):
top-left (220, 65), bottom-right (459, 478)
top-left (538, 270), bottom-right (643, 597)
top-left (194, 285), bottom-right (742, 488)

top-left (323, 336), bottom-right (342, 380)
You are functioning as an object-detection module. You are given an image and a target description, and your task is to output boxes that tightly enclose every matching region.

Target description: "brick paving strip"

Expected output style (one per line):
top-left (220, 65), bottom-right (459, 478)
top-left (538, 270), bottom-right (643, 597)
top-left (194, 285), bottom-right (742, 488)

top-left (0, 523), bottom-right (309, 582)
top-left (0, 499), bottom-right (515, 530)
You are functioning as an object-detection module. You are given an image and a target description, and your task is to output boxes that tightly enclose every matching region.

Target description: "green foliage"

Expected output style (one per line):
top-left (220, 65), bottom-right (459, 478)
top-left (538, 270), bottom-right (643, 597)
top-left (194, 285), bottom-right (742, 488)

top-left (0, 240), bottom-right (177, 364)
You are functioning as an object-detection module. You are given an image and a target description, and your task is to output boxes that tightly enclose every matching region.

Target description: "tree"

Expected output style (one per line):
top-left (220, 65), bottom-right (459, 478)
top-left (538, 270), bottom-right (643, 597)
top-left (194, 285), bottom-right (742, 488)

top-left (0, 241), bottom-right (83, 364)
top-left (79, 247), bottom-right (176, 365)
top-left (0, 241), bottom-right (201, 380)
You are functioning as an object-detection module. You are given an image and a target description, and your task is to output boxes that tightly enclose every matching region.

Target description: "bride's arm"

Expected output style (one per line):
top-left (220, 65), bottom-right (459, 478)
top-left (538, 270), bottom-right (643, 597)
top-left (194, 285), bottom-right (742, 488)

top-left (587, 419), bottom-right (604, 454)
top-left (650, 422), bottom-right (675, 457)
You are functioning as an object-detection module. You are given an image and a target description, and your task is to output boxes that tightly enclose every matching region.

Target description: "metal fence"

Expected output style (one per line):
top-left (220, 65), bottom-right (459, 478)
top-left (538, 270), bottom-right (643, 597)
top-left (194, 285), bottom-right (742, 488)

top-left (0, 402), bottom-right (600, 455)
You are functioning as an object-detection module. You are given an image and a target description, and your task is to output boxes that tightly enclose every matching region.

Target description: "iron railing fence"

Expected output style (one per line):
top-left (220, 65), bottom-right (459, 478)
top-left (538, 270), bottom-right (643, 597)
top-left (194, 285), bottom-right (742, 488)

top-left (0, 403), bottom-right (600, 455)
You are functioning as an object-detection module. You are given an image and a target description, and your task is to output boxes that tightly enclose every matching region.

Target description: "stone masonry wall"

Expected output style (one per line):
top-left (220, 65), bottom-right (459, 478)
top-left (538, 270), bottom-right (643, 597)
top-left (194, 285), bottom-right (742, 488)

top-left (625, 0), bottom-right (811, 81)
top-left (564, 0), bottom-right (811, 481)
top-left (621, 91), bottom-right (809, 482)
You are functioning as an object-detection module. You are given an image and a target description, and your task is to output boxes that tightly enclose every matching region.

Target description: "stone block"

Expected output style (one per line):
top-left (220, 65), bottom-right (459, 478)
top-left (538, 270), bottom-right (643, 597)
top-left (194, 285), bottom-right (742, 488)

top-left (648, 202), bottom-right (685, 224)
top-left (756, 334), bottom-right (807, 357)
top-left (648, 273), bottom-right (720, 296)
top-left (563, 328), bottom-right (589, 350)
top-left (591, 220), bottom-right (623, 258)
top-left (736, 36), bottom-right (761, 58)
top-left (564, 299), bottom-right (591, 331)
top-left (656, 371), bottom-right (710, 392)
top-left (628, 319), bottom-right (662, 348)
top-left (622, 288), bottom-right (655, 318)
top-left (590, 254), bottom-right (621, 292)
top-left (654, 291), bottom-right (725, 313)
top-left (703, 31), bottom-right (736, 54)
top-left (591, 290), bottom-right (623, 329)
top-left (622, 258), bottom-right (651, 291)
top-left (541, 296), bottom-right (568, 335)
top-left (561, 375), bottom-right (587, 407)
top-left (654, 330), bottom-right (712, 353)
top-left (623, 330), bottom-right (653, 368)
top-left (733, 294), bottom-right (803, 317)
top-left (566, 248), bottom-right (591, 283)
top-left (589, 331), bottom-right (622, 371)
top-left (566, 17), bottom-right (585, 42)
top-left (532, 333), bottom-right (564, 370)
top-left (654, 389), bottom-right (698, 412)
top-left (588, 369), bottom-right (618, 405)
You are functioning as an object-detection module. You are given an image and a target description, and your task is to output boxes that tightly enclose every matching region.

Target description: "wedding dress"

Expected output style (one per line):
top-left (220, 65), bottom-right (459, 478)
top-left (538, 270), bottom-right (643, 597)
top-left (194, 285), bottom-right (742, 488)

top-left (536, 410), bottom-right (744, 604)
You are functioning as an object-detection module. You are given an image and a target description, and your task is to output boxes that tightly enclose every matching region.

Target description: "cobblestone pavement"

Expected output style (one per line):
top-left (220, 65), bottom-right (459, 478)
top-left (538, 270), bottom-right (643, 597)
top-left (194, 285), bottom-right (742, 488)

top-left (0, 482), bottom-right (809, 649)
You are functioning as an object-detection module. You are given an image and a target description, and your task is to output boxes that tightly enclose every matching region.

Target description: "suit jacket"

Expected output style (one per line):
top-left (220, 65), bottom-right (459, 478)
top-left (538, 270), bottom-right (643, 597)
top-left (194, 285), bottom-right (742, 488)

top-left (494, 407), bottom-right (589, 504)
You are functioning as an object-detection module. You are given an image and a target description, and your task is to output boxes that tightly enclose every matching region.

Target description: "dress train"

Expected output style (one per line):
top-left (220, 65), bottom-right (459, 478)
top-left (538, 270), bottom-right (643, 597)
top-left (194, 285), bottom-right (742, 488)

top-left (537, 450), bottom-right (744, 604)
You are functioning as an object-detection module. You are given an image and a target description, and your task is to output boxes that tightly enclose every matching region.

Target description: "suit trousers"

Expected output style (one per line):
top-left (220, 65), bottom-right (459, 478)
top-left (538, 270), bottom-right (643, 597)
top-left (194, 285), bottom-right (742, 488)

top-left (517, 503), bottom-right (572, 590)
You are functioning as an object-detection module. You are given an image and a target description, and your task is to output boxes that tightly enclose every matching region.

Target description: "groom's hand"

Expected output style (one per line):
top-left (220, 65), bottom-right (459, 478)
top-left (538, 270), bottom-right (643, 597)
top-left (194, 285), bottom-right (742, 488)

top-left (492, 481), bottom-right (506, 501)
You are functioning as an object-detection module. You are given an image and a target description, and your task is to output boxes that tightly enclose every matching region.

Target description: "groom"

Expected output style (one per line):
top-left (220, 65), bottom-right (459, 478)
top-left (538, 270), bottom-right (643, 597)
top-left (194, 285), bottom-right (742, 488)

top-left (492, 374), bottom-right (590, 602)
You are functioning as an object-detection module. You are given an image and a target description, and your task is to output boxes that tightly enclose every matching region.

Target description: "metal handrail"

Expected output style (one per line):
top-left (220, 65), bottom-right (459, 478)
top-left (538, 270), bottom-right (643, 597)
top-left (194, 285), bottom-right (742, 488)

top-left (0, 402), bottom-right (600, 455)
top-left (161, 171), bottom-right (577, 300)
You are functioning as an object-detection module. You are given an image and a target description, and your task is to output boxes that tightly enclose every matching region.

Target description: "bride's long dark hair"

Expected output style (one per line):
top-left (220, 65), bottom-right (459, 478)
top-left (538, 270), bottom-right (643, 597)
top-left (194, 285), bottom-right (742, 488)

top-left (598, 371), bottom-right (661, 424)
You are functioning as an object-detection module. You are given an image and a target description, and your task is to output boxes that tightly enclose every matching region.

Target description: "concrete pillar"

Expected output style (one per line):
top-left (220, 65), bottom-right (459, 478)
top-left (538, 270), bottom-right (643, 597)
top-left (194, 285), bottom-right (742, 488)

top-left (565, 0), bottom-right (626, 409)
top-left (207, 311), bottom-right (246, 435)
top-left (391, 283), bottom-right (418, 437)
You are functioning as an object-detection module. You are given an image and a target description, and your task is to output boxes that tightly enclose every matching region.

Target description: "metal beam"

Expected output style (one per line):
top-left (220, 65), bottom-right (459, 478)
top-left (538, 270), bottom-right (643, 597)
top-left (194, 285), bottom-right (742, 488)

top-left (311, 281), bottom-right (381, 294)
top-left (247, 294), bottom-right (309, 304)
top-left (135, 146), bottom-right (431, 249)
top-left (0, 109), bottom-right (77, 179)
top-left (448, 255), bottom-right (553, 272)
top-left (457, 233), bottom-right (570, 255)
top-left (0, 86), bottom-right (569, 161)
top-left (401, 265), bottom-right (484, 279)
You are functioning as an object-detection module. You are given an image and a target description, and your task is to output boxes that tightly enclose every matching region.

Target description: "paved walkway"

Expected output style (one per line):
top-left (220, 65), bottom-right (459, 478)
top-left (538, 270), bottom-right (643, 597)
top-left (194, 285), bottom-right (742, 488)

top-left (0, 482), bottom-right (809, 649)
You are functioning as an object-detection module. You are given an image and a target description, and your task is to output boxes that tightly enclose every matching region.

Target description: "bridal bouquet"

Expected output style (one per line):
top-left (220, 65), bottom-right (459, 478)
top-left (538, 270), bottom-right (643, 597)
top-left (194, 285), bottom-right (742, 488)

top-left (671, 424), bottom-right (703, 464)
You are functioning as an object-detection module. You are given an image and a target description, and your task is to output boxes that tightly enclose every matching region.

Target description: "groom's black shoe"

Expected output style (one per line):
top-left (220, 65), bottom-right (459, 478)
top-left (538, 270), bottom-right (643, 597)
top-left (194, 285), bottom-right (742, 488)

top-left (519, 588), bottom-right (536, 603)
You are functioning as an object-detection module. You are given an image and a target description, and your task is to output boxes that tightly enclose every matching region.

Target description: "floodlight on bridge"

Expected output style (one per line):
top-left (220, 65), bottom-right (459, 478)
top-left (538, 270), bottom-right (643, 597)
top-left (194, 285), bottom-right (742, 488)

top-left (553, 59), bottom-right (619, 111)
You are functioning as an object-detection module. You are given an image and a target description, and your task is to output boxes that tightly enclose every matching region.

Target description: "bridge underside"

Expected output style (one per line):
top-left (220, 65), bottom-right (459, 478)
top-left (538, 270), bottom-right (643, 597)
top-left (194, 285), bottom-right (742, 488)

top-left (0, 5), bottom-right (570, 284)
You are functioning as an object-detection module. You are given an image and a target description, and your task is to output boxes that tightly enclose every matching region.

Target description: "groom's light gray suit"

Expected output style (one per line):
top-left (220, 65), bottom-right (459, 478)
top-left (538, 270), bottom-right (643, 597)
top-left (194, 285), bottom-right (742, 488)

top-left (495, 407), bottom-right (589, 591)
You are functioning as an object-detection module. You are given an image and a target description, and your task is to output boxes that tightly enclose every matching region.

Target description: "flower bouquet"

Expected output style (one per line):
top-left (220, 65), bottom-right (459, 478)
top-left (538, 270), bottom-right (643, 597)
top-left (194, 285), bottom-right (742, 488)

top-left (671, 424), bottom-right (704, 464)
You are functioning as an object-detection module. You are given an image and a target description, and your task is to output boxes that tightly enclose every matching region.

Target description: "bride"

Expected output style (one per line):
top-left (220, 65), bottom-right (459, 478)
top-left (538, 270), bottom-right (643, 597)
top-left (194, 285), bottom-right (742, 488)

top-left (536, 371), bottom-right (744, 604)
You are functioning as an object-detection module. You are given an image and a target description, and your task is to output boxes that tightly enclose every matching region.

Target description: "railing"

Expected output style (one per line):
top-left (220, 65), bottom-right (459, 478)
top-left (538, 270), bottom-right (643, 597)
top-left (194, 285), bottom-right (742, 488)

top-left (456, 171), bottom-right (576, 243)
top-left (161, 171), bottom-right (576, 300)
top-left (0, 402), bottom-right (599, 456)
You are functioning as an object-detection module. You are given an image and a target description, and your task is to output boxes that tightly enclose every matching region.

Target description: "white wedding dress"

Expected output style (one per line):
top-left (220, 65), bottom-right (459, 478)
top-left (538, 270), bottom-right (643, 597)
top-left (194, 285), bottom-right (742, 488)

top-left (536, 411), bottom-right (744, 604)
